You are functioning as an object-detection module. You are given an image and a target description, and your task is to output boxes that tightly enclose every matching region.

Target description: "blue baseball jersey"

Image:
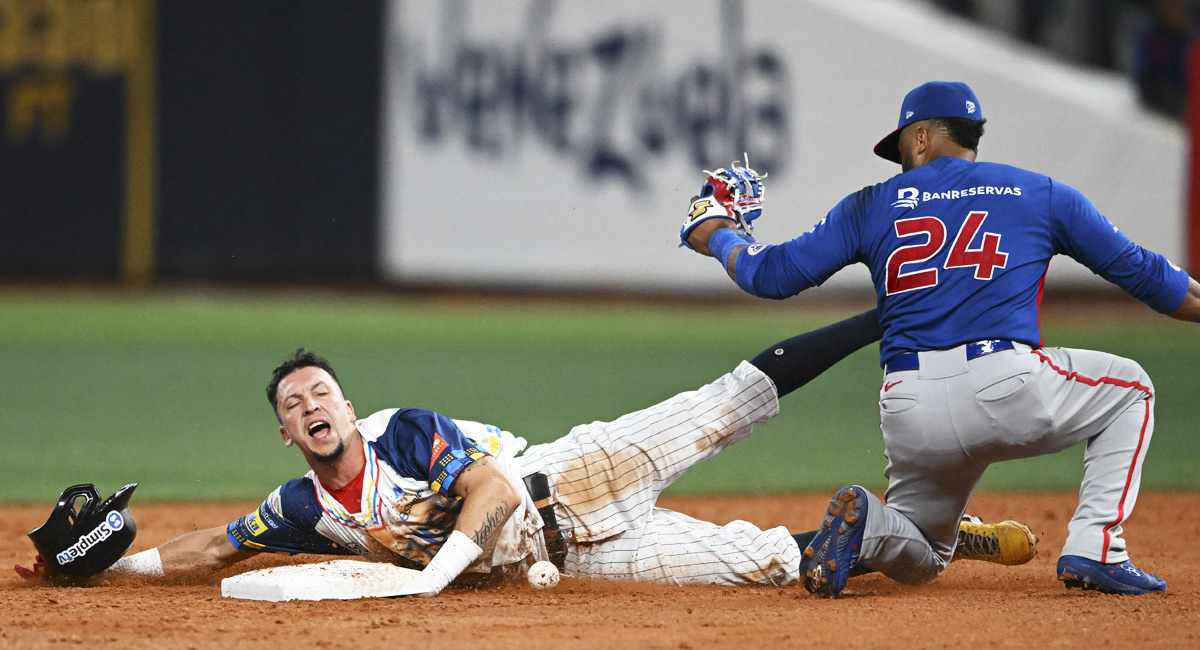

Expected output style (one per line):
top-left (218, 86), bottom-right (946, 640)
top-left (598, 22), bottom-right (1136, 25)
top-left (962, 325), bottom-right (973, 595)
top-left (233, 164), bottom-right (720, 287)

top-left (226, 408), bottom-right (499, 568)
top-left (733, 157), bottom-right (1190, 366)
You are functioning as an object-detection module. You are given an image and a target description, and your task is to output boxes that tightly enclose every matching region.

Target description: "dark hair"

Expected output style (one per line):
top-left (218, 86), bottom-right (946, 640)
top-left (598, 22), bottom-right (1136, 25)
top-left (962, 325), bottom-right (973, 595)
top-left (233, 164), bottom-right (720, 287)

top-left (267, 348), bottom-right (341, 412)
top-left (931, 116), bottom-right (987, 152)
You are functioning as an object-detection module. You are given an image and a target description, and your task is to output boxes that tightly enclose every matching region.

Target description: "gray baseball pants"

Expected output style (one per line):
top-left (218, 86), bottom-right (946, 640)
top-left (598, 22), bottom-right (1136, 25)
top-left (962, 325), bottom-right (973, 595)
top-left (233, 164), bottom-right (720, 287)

top-left (864, 342), bottom-right (1154, 584)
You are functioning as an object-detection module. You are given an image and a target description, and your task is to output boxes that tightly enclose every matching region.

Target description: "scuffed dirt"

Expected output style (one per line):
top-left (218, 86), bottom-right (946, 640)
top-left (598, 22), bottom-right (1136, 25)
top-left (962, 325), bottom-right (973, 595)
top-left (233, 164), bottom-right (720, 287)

top-left (3, 492), bottom-right (1197, 649)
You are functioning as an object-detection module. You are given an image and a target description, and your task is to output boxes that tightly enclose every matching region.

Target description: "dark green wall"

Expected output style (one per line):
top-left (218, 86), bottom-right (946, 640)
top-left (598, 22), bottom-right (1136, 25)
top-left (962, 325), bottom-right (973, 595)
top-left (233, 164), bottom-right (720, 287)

top-left (0, 0), bottom-right (383, 283)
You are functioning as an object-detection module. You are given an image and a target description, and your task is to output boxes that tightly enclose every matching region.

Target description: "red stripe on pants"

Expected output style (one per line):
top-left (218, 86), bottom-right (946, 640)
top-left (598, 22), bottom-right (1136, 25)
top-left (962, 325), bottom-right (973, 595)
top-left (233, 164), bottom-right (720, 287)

top-left (1032, 350), bottom-right (1152, 562)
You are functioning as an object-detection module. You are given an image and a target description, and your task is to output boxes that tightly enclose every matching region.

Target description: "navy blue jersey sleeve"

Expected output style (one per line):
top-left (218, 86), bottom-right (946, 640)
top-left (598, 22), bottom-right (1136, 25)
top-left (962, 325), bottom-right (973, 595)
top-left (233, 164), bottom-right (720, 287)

top-left (1050, 180), bottom-right (1190, 313)
top-left (370, 408), bottom-right (490, 498)
top-left (226, 478), bottom-right (354, 556)
top-left (734, 186), bottom-right (869, 298)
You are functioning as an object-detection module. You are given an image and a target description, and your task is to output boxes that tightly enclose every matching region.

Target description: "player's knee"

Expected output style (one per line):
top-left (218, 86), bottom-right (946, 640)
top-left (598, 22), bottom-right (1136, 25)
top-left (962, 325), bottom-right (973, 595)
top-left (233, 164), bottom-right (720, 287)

top-left (888, 563), bottom-right (946, 586)
top-left (871, 540), bottom-right (948, 585)
top-left (1119, 357), bottom-right (1154, 397)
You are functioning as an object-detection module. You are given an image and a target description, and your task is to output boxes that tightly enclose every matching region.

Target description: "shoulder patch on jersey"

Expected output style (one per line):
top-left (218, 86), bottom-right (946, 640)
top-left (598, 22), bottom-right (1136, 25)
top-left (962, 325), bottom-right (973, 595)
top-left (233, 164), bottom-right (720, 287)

top-left (429, 433), bottom-right (448, 472)
top-left (746, 243), bottom-right (768, 256)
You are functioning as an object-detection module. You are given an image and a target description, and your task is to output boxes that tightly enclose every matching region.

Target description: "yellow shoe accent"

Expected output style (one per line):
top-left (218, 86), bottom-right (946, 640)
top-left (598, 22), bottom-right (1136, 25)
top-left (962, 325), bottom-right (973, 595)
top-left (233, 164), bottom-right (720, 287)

top-left (955, 516), bottom-right (1038, 566)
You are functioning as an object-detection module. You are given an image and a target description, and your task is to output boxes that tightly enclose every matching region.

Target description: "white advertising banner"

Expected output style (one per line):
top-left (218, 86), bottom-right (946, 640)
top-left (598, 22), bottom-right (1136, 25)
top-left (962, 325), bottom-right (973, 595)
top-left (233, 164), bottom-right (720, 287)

top-left (381, 0), bottom-right (1187, 294)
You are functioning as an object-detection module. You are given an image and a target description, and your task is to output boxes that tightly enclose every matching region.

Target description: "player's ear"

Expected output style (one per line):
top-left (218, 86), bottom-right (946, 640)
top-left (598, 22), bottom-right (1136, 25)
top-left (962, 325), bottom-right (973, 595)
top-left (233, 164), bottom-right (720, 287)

top-left (279, 426), bottom-right (293, 447)
top-left (345, 400), bottom-right (356, 423)
top-left (914, 123), bottom-right (929, 153)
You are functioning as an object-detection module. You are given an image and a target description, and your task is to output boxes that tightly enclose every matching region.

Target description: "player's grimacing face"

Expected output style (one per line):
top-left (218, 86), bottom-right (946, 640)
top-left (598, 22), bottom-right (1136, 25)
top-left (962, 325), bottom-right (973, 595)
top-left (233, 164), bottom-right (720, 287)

top-left (275, 366), bottom-right (357, 463)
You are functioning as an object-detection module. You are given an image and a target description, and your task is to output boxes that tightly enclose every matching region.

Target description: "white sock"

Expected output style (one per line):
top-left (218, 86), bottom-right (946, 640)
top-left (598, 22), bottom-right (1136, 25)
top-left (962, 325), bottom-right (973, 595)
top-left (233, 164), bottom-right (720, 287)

top-left (106, 548), bottom-right (165, 577)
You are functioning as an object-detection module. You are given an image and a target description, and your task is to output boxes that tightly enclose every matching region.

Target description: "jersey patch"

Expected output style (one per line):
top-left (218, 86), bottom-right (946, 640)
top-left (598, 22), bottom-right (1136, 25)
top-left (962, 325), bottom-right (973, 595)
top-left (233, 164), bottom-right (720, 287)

top-left (892, 187), bottom-right (919, 209)
top-left (429, 432), bottom-right (449, 472)
top-left (430, 445), bottom-right (487, 494)
top-left (245, 511), bottom-right (268, 536)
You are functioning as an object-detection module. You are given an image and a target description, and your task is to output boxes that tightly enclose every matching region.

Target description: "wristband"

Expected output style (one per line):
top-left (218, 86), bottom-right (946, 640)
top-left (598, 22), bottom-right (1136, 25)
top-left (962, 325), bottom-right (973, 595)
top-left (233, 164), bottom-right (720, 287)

top-left (708, 227), bottom-right (752, 268)
top-left (106, 548), bottom-right (164, 577)
top-left (422, 530), bottom-right (483, 593)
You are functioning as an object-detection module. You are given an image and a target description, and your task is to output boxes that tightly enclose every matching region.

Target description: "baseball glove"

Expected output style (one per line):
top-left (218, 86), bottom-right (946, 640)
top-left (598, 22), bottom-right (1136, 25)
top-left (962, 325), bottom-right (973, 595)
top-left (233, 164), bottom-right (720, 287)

top-left (680, 155), bottom-right (767, 249)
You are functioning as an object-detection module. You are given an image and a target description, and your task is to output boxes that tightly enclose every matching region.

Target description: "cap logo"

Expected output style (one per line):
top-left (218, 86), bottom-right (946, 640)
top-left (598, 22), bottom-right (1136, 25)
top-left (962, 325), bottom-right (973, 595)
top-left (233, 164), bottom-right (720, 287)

top-left (905, 110), bottom-right (914, 119)
top-left (965, 100), bottom-right (976, 114)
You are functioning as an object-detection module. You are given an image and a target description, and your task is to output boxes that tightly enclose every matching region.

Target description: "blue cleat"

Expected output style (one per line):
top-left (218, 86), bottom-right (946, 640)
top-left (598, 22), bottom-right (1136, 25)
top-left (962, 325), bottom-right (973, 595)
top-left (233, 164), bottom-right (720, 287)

top-left (1057, 555), bottom-right (1166, 595)
top-left (801, 485), bottom-right (868, 598)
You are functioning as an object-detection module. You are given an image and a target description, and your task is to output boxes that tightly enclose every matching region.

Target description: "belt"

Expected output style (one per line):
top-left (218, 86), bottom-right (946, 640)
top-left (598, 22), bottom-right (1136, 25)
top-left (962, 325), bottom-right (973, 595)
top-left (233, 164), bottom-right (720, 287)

top-left (522, 472), bottom-right (567, 570)
top-left (885, 340), bottom-right (1015, 373)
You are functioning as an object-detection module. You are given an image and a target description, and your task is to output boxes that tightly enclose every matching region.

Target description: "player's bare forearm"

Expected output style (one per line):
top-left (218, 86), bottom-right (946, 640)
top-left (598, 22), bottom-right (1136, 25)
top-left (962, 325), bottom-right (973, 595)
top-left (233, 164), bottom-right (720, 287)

top-left (686, 219), bottom-right (744, 279)
top-left (450, 456), bottom-right (519, 550)
top-left (1168, 276), bottom-right (1200, 323)
top-left (156, 526), bottom-right (255, 574)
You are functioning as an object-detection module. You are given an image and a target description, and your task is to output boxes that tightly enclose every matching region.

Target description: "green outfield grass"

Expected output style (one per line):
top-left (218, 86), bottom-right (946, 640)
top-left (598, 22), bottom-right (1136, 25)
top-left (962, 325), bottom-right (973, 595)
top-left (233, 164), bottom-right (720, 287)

top-left (0, 288), bottom-right (1195, 503)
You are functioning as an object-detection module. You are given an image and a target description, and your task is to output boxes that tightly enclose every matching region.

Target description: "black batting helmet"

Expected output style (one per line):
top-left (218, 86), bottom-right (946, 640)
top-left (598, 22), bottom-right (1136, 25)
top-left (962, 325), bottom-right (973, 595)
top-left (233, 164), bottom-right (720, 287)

top-left (27, 483), bottom-right (139, 577)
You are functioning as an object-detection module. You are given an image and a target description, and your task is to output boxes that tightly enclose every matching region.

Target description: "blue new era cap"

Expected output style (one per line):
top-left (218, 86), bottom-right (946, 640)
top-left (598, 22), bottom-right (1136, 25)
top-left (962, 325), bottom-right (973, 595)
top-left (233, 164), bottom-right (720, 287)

top-left (873, 81), bottom-right (983, 164)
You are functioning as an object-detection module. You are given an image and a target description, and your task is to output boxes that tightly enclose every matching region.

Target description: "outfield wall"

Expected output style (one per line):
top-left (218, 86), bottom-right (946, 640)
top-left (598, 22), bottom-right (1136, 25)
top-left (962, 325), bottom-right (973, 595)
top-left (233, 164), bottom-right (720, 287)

top-left (0, 0), bottom-right (382, 284)
top-left (380, 0), bottom-right (1190, 294)
top-left (1, 0), bottom-right (1188, 292)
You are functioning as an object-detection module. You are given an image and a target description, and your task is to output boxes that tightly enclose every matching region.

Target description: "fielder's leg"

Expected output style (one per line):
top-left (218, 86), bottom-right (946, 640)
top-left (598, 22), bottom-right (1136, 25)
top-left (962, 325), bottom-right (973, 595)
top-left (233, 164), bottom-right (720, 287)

top-left (1024, 347), bottom-right (1155, 565)
top-left (828, 343), bottom-right (1023, 588)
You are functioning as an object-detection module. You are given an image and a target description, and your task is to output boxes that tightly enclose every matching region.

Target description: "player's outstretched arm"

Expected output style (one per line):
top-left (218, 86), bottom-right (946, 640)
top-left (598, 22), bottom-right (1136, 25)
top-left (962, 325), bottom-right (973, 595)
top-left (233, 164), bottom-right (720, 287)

top-left (416, 456), bottom-right (519, 596)
top-left (100, 526), bottom-right (255, 578)
top-left (1168, 276), bottom-right (1200, 322)
top-left (154, 526), bottom-right (257, 574)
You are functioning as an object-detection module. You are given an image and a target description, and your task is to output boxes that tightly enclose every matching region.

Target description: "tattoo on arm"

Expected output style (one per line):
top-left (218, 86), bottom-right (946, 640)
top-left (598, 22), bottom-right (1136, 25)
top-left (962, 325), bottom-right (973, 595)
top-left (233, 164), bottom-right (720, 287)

top-left (471, 500), bottom-right (511, 547)
top-left (457, 454), bottom-right (490, 478)
top-left (458, 460), bottom-right (480, 476)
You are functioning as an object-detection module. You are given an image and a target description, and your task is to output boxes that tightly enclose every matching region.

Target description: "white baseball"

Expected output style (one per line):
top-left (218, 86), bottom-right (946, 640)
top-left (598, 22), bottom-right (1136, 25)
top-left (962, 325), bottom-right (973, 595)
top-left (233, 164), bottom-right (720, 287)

top-left (526, 560), bottom-right (560, 589)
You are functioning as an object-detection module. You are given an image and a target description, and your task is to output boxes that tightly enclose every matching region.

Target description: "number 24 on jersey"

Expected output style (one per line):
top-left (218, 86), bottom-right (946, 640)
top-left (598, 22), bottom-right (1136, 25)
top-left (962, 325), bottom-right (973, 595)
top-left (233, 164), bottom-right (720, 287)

top-left (885, 211), bottom-right (1009, 295)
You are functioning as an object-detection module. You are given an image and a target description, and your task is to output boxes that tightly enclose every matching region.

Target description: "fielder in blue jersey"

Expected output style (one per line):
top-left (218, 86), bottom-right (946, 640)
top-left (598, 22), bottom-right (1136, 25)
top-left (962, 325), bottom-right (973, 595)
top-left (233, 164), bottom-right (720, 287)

top-left (684, 81), bottom-right (1200, 597)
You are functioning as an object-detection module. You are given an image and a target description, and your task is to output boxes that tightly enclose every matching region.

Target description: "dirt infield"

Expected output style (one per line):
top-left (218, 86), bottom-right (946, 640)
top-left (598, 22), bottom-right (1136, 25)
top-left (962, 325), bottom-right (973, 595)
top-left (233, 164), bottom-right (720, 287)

top-left (4, 492), bottom-right (1198, 649)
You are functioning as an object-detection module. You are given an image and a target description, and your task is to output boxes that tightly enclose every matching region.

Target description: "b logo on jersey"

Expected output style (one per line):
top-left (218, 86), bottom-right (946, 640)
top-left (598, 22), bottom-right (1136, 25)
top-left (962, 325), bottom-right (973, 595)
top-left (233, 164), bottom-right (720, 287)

top-left (746, 244), bottom-right (768, 256)
top-left (892, 188), bottom-right (919, 210)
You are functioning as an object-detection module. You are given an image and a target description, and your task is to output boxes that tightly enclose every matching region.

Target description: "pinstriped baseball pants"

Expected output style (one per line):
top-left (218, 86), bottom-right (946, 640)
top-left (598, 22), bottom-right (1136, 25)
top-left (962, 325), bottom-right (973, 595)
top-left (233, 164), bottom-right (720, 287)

top-left (866, 342), bottom-right (1154, 584)
top-left (517, 361), bottom-right (803, 585)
